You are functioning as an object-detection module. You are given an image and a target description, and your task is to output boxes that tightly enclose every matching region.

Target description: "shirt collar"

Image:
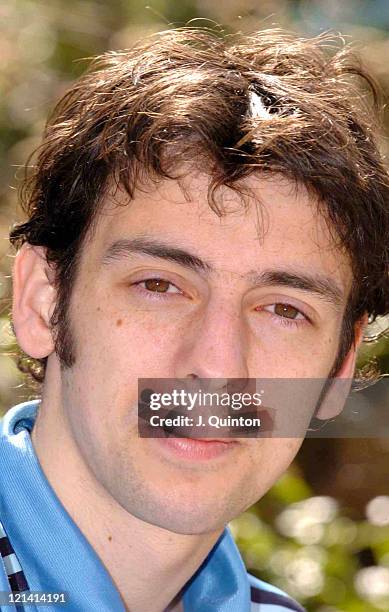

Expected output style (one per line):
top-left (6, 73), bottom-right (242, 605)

top-left (0, 401), bottom-right (251, 612)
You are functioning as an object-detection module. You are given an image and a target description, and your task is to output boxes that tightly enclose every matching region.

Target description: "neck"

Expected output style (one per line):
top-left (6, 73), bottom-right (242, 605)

top-left (31, 385), bottom-right (222, 612)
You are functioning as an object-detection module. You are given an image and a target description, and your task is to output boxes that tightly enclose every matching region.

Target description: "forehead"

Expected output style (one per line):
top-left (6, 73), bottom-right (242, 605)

top-left (84, 172), bottom-right (353, 292)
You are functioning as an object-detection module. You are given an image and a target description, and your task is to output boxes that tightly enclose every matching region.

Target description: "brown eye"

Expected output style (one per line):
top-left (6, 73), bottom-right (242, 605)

top-left (144, 279), bottom-right (171, 292)
top-left (142, 278), bottom-right (180, 294)
top-left (274, 303), bottom-right (300, 319)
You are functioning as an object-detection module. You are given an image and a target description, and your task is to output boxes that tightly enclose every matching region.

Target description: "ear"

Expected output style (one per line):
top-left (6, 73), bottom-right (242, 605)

top-left (315, 313), bottom-right (369, 419)
top-left (12, 244), bottom-right (57, 359)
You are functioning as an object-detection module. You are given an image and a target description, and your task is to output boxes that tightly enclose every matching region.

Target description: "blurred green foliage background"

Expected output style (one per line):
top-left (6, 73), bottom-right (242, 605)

top-left (0, 1), bottom-right (388, 610)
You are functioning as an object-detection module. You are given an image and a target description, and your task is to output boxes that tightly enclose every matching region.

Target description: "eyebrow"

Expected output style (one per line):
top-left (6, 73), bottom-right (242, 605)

top-left (102, 237), bottom-right (212, 274)
top-left (102, 237), bottom-right (344, 307)
top-left (246, 270), bottom-right (343, 308)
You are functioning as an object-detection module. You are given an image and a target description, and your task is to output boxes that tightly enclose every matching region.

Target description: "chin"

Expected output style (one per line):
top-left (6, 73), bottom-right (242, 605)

top-left (133, 507), bottom-right (228, 535)
top-left (117, 485), bottom-right (243, 535)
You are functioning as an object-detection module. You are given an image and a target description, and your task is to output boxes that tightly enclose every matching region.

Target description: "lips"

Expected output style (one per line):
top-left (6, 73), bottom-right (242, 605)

top-left (153, 436), bottom-right (239, 461)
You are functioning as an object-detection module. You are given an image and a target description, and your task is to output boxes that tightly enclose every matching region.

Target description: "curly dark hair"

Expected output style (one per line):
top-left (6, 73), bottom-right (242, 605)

top-left (9, 27), bottom-right (389, 383)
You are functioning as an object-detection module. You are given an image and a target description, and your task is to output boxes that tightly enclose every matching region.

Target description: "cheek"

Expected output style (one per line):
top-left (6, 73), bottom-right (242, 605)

top-left (248, 328), bottom-right (341, 377)
top-left (72, 301), bottom-right (189, 380)
top-left (305, 331), bottom-right (342, 374)
top-left (117, 313), bottom-right (188, 372)
top-left (247, 438), bottom-right (303, 493)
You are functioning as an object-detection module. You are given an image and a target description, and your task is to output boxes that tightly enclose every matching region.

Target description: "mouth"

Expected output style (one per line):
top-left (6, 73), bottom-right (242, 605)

top-left (152, 436), bottom-right (240, 461)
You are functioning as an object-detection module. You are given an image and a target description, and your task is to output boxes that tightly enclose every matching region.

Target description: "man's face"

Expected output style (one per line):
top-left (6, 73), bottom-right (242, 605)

top-left (52, 172), bottom-right (353, 534)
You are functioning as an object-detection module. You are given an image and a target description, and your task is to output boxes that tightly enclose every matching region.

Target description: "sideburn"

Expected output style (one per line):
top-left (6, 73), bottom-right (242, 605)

top-left (49, 252), bottom-right (80, 370)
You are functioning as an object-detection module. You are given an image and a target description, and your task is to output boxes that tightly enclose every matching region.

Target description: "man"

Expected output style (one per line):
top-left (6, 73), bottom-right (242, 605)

top-left (1, 27), bottom-right (388, 612)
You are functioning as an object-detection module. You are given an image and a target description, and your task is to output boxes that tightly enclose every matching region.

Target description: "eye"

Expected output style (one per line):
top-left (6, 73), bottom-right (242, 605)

top-left (135, 278), bottom-right (181, 294)
top-left (254, 301), bottom-right (309, 328)
top-left (265, 303), bottom-right (305, 320)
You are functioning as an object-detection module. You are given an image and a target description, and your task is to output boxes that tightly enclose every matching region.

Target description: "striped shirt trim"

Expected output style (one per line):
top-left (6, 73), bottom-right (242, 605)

top-left (251, 586), bottom-right (305, 611)
top-left (0, 519), bottom-right (29, 593)
top-left (0, 535), bottom-right (13, 557)
top-left (3, 553), bottom-right (22, 576)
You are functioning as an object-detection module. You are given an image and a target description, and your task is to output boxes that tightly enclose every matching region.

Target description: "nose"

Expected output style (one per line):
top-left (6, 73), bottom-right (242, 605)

top-left (174, 298), bottom-right (249, 389)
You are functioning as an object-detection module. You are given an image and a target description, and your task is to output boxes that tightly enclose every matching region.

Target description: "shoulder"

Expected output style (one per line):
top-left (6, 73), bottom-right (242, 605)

top-left (248, 572), bottom-right (306, 611)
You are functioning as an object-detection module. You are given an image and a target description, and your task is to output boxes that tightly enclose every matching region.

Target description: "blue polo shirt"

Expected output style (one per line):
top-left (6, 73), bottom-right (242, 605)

top-left (0, 401), bottom-right (305, 611)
